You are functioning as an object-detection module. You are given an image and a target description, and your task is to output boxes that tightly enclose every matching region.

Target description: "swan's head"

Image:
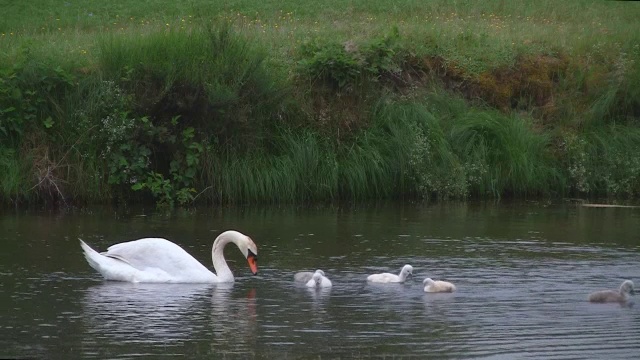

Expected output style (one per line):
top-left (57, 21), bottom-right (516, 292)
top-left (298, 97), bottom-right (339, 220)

top-left (219, 230), bottom-right (258, 275)
top-left (243, 238), bottom-right (259, 276)
top-left (314, 269), bottom-right (325, 276)
top-left (423, 278), bottom-right (434, 286)
top-left (312, 272), bottom-right (323, 286)
top-left (621, 280), bottom-right (635, 295)
top-left (401, 264), bottom-right (413, 277)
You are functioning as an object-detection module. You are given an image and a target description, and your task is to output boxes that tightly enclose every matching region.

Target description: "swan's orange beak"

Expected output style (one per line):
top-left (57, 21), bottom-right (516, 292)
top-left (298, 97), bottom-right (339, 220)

top-left (247, 253), bottom-right (258, 275)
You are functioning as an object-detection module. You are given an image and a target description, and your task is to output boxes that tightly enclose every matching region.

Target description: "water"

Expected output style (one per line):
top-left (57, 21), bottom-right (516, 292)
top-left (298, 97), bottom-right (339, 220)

top-left (1, 202), bottom-right (640, 358)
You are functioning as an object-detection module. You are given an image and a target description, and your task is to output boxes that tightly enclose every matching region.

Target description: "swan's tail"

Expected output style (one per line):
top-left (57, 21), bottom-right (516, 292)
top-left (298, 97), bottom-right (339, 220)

top-left (79, 238), bottom-right (102, 273)
top-left (79, 239), bottom-right (162, 282)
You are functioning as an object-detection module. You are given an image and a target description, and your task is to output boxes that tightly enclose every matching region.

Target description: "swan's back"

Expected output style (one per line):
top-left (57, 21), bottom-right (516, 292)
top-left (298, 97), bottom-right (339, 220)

top-left (294, 270), bottom-right (325, 283)
top-left (95, 238), bottom-right (215, 282)
top-left (368, 265), bottom-right (412, 283)
top-left (588, 290), bottom-right (625, 303)
top-left (423, 278), bottom-right (456, 293)
top-left (367, 273), bottom-right (401, 283)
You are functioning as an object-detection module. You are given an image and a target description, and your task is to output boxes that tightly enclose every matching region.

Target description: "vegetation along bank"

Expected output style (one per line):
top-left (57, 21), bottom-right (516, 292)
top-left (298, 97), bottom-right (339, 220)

top-left (1, 0), bottom-right (639, 208)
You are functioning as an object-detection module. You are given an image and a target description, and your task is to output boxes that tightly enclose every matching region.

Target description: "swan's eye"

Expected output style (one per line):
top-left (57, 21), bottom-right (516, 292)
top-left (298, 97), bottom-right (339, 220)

top-left (247, 249), bottom-right (257, 261)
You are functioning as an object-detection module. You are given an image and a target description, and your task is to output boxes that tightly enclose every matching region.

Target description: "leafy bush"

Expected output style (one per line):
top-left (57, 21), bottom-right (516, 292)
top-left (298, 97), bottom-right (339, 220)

top-left (562, 126), bottom-right (640, 197)
top-left (106, 115), bottom-right (205, 208)
top-left (298, 27), bottom-right (403, 90)
top-left (0, 54), bottom-right (75, 146)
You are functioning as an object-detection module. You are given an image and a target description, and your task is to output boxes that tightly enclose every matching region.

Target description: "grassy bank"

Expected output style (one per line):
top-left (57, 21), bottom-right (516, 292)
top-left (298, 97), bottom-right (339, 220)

top-left (1, 1), bottom-right (639, 207)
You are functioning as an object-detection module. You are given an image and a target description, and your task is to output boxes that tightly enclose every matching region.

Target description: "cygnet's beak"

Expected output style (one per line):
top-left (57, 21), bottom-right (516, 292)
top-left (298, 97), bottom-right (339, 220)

top-left (247, 250), bottom-right (258, 275)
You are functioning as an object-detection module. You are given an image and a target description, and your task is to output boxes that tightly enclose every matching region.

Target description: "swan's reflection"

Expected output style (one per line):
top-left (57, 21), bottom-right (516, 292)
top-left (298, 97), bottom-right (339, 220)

top-left (208, 283), bottom-right (257, 351)
top-left (82, 282), bottom-right (257, 353)
top-left (306, 286), bottom-right (332, 309)
top-left (83, 282), bottom-right (214, 342)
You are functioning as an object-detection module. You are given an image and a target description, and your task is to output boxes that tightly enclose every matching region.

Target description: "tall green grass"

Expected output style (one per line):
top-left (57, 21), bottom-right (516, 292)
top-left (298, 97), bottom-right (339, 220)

top-left (98, 26), bottom-right (286, 148)
top-left (450, 111), bottom-right (560, 197)
top-left (201, 106), bottom-right (414, 204)
top-left (585, 52), bottom-right (640, 127)
top-left (382, 94), bottom-right (562, 199)
top-left (336, 101), bottom-right (418, 200)
top-left (0, 148), bottom-right (25, 203)
top-left (196, 94), bottom-right (568, 204)
top-left (201, 131), bottom-right (336, 204)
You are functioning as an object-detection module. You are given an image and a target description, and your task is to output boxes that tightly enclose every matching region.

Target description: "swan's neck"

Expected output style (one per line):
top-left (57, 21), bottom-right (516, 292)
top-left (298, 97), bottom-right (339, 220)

top-left (212, 235), bottom-right (236, 282)
top-left (398, 271), bottom-right (408, 281)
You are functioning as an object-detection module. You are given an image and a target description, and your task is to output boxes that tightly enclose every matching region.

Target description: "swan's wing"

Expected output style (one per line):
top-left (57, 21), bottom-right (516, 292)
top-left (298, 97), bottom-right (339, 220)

top-left (294, 271), bottom-right (314, 283)
top-left (433, 281), bottom-right (455, 292)
top-left (446, 282), bottom-right (456, 292)
top-left (588, 290), bottom-right (620, 303)
top-left (104, 238), bottom-right (212, 277)
top-left (367, 272), bottom-right (398, 283)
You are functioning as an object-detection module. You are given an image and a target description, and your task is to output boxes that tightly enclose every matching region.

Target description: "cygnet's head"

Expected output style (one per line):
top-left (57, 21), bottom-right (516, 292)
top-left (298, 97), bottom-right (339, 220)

top-left (423, 278), bottom-right (434, 286)
top-left (314, 269), bottom-right (325, 276)
top-left (312, 272), bottom-right (323, 286)
top-left (621, 280), bottom-right (635, 295)
top-left (401, 264), bottom-right (413, 276)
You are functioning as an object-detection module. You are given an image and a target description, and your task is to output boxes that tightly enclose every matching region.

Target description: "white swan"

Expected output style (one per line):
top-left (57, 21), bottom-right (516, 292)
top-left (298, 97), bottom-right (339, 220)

top-left (79, 230), bottom-right (258, 283)
top-left (305, 270), bottom-right (332, 288)
top-left (423, 277), bottom-right (456, 293)
top-left (294, 269), bottom-right (325, 283)
top-left (588, 280), bottom-right (635, 303)
top-left (367, 264), bottom-right (413, 283)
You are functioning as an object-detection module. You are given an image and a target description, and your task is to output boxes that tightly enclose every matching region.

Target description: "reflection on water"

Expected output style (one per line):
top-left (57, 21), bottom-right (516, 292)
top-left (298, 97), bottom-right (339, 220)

top-left (83, 283), bottom-right (211, 340)
top-left (1, 203), bottom-right (640, 358)
top-left (306, 286), bottom-right (332, 305)
top-left (82, 282), bottom-right (257, 357)
top-left (208, 285), bottom-right (258, 353)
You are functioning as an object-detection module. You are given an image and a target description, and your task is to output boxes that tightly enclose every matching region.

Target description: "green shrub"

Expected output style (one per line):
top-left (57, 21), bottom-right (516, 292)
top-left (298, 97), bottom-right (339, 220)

top-left (563, 126), bottom-right (640, 197)
top-left (297, 27), bottom-right (403, 90)
top-left (0, 53), bottom-right (75, 146)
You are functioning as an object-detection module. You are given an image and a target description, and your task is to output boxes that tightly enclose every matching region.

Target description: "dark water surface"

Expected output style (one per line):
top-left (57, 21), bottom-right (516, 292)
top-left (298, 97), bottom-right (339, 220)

top-left (1, 202), bottom-right (639, 359)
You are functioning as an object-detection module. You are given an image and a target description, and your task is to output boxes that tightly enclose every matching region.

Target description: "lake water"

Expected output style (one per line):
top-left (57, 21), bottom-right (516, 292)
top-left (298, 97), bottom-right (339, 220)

top-left (1, 202), bottom-right (639, 358)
